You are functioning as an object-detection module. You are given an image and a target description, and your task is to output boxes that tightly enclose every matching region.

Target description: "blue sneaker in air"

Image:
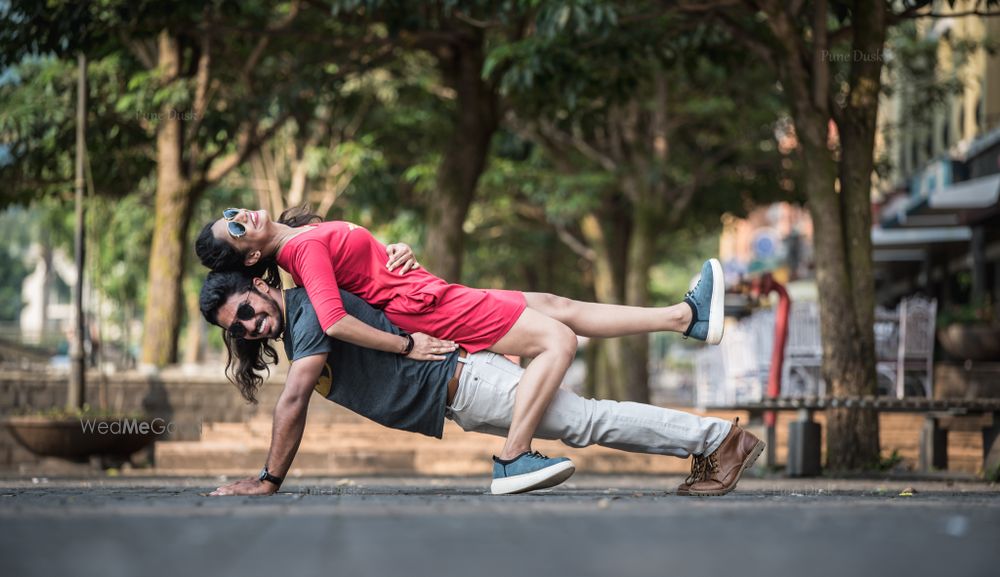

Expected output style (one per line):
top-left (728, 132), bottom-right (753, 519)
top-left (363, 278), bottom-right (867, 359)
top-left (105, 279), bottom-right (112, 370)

top-left (491, 451), bottom-right (575, 495)
top-left (683, 258), bottom-right (725, 345)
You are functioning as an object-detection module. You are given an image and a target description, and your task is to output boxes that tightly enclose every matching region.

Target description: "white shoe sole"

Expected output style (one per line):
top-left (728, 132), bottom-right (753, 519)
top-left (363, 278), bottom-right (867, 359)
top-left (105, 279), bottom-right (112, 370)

top-left (490, 460), bottom-right (576, 495)
top-left (705, 258), bottom-right (725, 345)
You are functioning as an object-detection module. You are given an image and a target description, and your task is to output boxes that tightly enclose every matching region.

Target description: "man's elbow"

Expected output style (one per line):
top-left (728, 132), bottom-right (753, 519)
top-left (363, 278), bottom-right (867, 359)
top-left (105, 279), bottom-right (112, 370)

top-left (277, 387), bottom-right (312, 413)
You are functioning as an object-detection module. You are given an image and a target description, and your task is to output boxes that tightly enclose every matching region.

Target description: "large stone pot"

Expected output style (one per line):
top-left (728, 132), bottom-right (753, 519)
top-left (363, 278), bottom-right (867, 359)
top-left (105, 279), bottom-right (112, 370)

top-left (937, 323), bottom-right (1000, 362)
top-left (4, 415), bottom-right (160, 463)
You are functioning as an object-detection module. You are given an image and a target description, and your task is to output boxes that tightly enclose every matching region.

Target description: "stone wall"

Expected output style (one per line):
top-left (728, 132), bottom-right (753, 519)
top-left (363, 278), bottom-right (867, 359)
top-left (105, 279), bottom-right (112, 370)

top-left (0, 368), bottom-right (279, 470)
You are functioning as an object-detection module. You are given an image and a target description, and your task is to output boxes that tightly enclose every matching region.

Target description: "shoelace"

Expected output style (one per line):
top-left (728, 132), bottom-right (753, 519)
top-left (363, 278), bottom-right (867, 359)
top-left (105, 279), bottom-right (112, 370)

top-left (684, 453), bottom-right (721, 485)
top-left (706, 453), bottom-right (720, 476)
top-left (685, 419), bottom-right (738, 485)
top-left (685, 455), bottom-right (707, 485)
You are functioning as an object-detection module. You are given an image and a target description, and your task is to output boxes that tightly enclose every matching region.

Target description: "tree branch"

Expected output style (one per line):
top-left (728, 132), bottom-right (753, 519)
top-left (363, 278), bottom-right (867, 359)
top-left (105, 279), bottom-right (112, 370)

top-left (715, 12), bottom-right (778, 69)
top-left (241, 0), bottom-right (303, 82)
top-left (537, 119), bottom-right (619, 172)
top-left (812, 0), bottom-right (829, 112)
top-left (123, 35), bottom-right (156, 69)
top-left (554, 223), bottom-right (597, 262)
top-left (202, 111), bottom-right (294, 184)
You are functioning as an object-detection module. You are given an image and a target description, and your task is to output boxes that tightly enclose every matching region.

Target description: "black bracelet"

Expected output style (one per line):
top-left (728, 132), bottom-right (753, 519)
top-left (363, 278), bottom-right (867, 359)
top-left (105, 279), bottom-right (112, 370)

top-left (259, 465), bottom-right (283, 489)
top-left (400, 333), bottom-right (415, 356)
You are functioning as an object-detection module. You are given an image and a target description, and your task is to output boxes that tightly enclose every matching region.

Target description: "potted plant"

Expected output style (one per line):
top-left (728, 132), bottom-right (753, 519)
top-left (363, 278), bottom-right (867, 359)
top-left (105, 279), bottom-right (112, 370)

top-left (937, 298), bottom-right (1000, 362)
top-left (4, 405), bottom-right (162, 465)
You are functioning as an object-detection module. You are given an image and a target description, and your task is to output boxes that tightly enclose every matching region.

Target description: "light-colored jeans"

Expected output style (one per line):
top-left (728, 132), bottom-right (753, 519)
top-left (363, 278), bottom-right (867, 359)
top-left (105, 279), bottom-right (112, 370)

top-left (445, 351), bottom-right (732, 458)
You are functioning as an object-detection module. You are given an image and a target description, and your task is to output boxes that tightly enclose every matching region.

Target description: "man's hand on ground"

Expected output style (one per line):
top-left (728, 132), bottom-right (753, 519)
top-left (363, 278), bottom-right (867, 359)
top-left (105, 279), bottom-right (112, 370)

top-left (209, 476), bottom-right (278, 497)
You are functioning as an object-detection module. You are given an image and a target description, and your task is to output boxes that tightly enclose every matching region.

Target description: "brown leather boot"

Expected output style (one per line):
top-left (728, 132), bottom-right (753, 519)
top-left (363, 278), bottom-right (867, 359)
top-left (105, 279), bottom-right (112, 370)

top-left (677, 418), bottom-right (765, 497)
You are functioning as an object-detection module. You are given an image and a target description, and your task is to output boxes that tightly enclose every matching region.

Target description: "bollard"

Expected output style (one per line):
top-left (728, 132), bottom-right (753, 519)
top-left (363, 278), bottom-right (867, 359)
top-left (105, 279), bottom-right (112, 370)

top-left (787, 409), bottom-right (822, 477)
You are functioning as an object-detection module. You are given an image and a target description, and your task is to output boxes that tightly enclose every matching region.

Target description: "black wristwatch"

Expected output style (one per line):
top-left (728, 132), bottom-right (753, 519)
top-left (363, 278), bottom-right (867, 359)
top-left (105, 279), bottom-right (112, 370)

top-left (259, 465), bottom-right (283, 489)
top-left (399, 332), bottom-right (415, 356)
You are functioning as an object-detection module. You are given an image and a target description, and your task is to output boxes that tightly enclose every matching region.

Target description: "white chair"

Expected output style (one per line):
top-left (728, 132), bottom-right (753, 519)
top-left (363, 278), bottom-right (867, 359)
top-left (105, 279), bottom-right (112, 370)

top-left (876, 296), bottom-right (937, 399)
top-left (874, 305), bottom-right (900, 396)
top-left (719, 312), bottom-right (770, 404)
top-left (781, 301), bottom-right (825, 398)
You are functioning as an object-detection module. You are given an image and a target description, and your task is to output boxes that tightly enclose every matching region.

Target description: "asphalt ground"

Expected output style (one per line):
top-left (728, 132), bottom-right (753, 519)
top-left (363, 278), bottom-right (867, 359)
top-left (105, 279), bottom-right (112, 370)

top-left (1, 474), bottom-right (998, 577)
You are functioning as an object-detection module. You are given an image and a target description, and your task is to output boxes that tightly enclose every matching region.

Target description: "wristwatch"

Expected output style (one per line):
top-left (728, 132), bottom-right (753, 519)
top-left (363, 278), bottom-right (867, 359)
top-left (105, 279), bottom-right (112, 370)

top-left (259, 465), bottom-right (283, 489)
top-left (399, 332), bottom-right (415, 356)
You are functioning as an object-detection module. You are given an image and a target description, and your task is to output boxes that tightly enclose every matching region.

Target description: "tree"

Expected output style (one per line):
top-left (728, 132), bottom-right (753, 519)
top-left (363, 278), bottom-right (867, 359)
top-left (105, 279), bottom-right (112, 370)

top-left (1, 0), bottom-right (388, 367)
top-left (318, 0), bottom-right (529, 281)
top-left (700, 0), bottom-right (998, 469)
top-left (494, 6), bottom-right (788, 400)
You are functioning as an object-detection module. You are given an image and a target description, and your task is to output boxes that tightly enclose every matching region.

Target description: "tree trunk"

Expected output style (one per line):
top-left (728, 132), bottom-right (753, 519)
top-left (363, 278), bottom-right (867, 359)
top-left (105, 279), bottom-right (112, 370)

top-left (825, 0), bottom-right (887, 470)
top-left (622, 199), bottom-right (659, 403)
top-left (795, 130), bottom-right (880, 469)
top-left (182, 278), bottom-right (205, 365)
top-left (425, 32), bottom-right (499, 281)
top-left (760, 0), bottom-right (883, 471)
top-left (140, 31), bottom-right (196, 368)
top-left (580, 212), bottom-right (629, 400)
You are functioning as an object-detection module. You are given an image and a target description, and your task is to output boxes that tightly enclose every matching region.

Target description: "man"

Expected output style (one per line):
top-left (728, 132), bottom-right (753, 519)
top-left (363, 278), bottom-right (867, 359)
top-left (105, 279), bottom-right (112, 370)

top-left (200, 270), bottom-right (764, 497)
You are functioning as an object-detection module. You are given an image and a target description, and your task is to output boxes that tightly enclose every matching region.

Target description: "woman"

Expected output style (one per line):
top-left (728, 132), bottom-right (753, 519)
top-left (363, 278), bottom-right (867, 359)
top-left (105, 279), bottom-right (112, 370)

top-left (196, 206), bottom-right (725, 494)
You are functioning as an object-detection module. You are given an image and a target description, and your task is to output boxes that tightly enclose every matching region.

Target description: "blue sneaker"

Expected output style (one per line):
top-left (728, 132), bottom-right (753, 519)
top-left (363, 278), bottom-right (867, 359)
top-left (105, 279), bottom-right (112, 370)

top-left (683, 258), bottom-right (725, 345)
top-left (491, 451), bottom-right (575, 495)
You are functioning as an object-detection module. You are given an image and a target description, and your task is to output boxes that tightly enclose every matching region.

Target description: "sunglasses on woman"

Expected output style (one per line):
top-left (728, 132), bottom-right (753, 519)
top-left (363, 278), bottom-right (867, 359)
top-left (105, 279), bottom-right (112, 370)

top-left (223, 208), bottom-right (246, 238)
top-left (228, 293), bottom-right (257, 339)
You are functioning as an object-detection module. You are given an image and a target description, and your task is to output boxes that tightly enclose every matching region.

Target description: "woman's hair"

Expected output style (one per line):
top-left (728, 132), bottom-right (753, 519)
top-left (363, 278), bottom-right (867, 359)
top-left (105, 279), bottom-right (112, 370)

top-left (194, 205), bottom-right (322, 287)
top-left (199, 270), bottom-right (279, 404)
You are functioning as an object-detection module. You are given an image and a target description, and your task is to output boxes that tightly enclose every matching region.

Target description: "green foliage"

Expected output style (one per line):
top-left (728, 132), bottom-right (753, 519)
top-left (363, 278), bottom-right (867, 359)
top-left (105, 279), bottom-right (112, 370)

top-left (0, 54), bottom-right (154, 207)
top-left (1, 0), bottom-right (806, 367)
top-left (88, 191), bottom-right (155, 319)
top-left (0, 207), bottom-right (33, 321)
top-left (987, 462), bottom-right (1000, 483)
top-left (937, 296), bottom-right (998, 326)
top-left (876, 449), bottom-right (905, 472)
top-left (883, 20), bottom-right (981, 131)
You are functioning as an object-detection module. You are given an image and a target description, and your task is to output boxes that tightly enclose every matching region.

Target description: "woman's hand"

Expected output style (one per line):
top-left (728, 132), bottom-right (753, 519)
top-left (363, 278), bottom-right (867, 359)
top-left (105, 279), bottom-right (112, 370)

top-left (208, 476), bottom-right (278, 496)
top-left (406, 332), bottom-right (459, 361)
top-left (386, 242), bottom-right (421, 275)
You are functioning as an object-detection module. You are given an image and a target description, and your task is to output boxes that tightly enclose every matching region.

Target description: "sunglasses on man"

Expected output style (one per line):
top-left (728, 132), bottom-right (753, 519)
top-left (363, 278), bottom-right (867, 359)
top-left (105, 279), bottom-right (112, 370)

top-left (228, 292), bottom-right (257, 339)
top-left (223, 208), bottom-right (246, 238)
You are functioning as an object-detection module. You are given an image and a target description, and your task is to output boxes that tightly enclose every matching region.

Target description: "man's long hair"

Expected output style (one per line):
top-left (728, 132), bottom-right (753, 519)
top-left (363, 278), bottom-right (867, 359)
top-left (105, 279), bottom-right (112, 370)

top-left (194, 205), bottom-right (322, 286)
top-left (199, 270), bottom-right (282, 404)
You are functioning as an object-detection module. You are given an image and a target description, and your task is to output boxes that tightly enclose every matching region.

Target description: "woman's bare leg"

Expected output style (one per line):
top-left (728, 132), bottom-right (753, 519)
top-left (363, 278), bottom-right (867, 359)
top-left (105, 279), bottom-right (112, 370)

top-left (488, 307), bottom-right (577, 460)
top-left (524, 292), bottom-right (692, 337)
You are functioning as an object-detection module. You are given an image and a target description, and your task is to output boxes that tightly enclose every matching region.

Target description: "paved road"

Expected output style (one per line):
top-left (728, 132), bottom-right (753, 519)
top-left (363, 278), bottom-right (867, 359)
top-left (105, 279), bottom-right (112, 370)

top-left (1, 475), bottom-right (998, 577)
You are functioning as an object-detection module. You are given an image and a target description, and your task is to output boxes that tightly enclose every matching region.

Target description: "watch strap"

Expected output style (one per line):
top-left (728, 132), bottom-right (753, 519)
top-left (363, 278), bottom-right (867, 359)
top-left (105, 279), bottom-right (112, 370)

top-left (259, 466), bottom-right (283, 488)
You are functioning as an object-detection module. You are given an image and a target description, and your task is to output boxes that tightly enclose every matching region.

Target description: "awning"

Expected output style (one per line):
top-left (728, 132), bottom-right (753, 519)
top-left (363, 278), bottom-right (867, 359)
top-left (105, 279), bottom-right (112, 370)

top-left (871, 225), bottom-right (972, 247)
top-left (928, 173), bottom-right (1000, 210)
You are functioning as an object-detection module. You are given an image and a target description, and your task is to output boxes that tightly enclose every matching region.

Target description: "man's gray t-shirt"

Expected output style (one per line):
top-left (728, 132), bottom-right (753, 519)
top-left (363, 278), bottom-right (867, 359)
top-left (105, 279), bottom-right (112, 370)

top-left (282, 288), bottom-right (457, 438)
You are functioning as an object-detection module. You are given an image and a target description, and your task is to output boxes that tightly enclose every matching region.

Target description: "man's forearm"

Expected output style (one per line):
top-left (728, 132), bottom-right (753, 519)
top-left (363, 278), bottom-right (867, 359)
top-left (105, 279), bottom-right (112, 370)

top-left (263, 391), bottom-right (310, 481)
